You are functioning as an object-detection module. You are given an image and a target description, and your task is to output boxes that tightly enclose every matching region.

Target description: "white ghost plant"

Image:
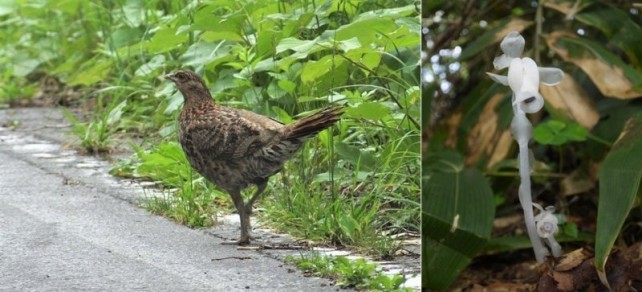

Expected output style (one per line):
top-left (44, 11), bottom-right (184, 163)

top-left (486, 31), bottom-right (564, 263)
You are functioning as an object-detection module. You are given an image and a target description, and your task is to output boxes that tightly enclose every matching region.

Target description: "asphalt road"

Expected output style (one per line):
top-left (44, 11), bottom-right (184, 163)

top-left (0, 108), bottom-right (337, 291)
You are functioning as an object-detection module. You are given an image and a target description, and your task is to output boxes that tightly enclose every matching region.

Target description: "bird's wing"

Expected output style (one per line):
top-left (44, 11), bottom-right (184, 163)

top-left (183, 107), bottom-right (284, 159)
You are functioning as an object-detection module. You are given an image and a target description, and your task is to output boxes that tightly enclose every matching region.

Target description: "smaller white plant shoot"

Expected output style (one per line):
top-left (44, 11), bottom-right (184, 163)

top-left (487, 31), bottom-right (565, 263)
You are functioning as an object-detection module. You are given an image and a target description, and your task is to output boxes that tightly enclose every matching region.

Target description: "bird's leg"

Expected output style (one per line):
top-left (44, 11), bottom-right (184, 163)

top-left (238, 205), bottom-right (252, 245)
top-left (221, 190), bottom-right (252, 245)
top-left (245, 181), bottom-right (267, 215)
top-left (238, 182), bottom-right (267, 243)
top-left (221, 183), bottom-right (267, 245)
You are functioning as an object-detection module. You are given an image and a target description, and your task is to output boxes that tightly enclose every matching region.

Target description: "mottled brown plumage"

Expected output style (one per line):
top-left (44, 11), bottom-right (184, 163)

top-left (165, 70), bottom-right (343, 245)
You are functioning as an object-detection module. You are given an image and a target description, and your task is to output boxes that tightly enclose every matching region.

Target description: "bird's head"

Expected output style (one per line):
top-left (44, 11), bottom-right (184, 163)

top-left (165, 70), bottom-right (211, 100)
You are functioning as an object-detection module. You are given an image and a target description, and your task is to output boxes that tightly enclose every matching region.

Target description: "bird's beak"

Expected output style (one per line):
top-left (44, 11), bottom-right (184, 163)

top-left (164, 74), bottom-right (175, 82)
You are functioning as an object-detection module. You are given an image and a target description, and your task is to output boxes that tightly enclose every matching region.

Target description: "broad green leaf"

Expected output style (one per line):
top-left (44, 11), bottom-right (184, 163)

top-left (0, 0), bottom-right (17, 16)
top-left (353, 4), bottom-right (416, 22)
top-left (50, 54), bottom-right (81, 75)
top-left (179, 41), bottom-right (230, 69)
top-left (331, 17), bottom-right (396, 45)
top-left (595, 112), bottom-right (642, 286)
top-left (277, 79), bottom-right (296, 93)
top-left (44, 0), bottom-right (82, 15)
top-left (588, 102), bottom-right (642, 158)
top-left (122, 0), bottom-right (144, 27)
top-left (281, 12), bottom-right (314, 37)
top-left (109, 27), bottom-right (144, 49)
top-left (334, 142), bottom-right (376, 171)
top-left (423, 154), bottom-right (494, 290)
top-left (146, 26), bottom-right (188, 54)
top-left (339, 214), bottom-right (360, 240)
top-left (13, 53), bottom-right (40, 77)
top-left (191, 3), bottom-right (243, 33)
top-left (266, 81), bottom-right (287, 100)
top-left (275, 38), bottom-right (311, 53)
top-left (134, 54), bottom-right (165, 76)
top-left (574, 3), bottom-right (642, 67)
top-left (533, 120), bottom-right (588, 145)
top-left (255, 30), bottom-right (282, 58)
top-left (271, 106), bottom-right (292, 124)
top-left (300, 55), bottom-right (344, 84)
top-left (344, 48), bottom-right (383, 75)
top-left (67, 59), bottom-right (112, 86)
top-left (200, 31), bottom-right (244, 43)
top-left (344, 102), bottom-right (391, 121)
top-left (337, 37), bottom-right (361, 52)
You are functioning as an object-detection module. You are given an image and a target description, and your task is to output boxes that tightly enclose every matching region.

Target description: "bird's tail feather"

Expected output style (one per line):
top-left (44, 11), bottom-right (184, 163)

top-left (285, 105), bottom-right (343, 140)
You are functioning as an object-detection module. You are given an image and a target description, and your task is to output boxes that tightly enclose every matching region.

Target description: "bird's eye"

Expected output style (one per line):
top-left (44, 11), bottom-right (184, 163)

top-left (176, 72), bottom-right (187, 81)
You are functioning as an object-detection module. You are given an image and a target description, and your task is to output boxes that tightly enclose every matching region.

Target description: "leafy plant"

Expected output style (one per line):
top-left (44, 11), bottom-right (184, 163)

top-left (0, 0), bottom-right (419, 283)
top-left (113, 141), bottom-right (226, 228)
top-left (63, 99), bottom-right (127, 153)
top-left (285, 253), bottom-right (411, 291)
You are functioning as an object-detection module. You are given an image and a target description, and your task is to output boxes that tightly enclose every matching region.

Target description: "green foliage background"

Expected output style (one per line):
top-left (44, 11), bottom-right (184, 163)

top-left (0, 0), bottom-right (420, 259)
top-left (423, 0), bottom-right (642, 289)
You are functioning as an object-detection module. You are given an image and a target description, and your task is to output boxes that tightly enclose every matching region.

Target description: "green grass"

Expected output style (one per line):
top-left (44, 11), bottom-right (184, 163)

top-left (285, 252), bottom-right (411, 291)
top-left (111, 141), bottom-right (228, 228)
top-left (1, 0), bottom-right (420, 285)
top-left (63, 97), bottom-right (127, 154)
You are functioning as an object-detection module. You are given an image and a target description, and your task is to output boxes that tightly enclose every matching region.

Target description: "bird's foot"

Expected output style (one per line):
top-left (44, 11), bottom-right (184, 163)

top-left (220, 240), bottom-right (249, 246)
top-left (220, 235), bottom-right (260, 246)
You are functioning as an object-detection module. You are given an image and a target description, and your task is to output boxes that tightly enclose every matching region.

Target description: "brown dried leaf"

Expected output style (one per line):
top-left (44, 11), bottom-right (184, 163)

top-left (493, 214), bottom-right (523, 229)
top-left (488, 130), bottom-right (513, 169)
top-left (538, 244), bottom-right (642, 291)
top-left (543, 1), bottom-right (584, 19)
top-left (546, 31), bottom-right (642, 99)
top-left (540, 74), bottom-right (599, 129)
top-left (493, 18), bottom-right (534, 43)
top-left (552, 271), bottom-right (574, 290)
top-left (556, 248), bottom-right (590, 272)
top-left (444, 111), bottom-right (462, 148)
top-left (560, 168), bottom-right (596, 196)
top-left (466, 94), bottom-right (508, 166)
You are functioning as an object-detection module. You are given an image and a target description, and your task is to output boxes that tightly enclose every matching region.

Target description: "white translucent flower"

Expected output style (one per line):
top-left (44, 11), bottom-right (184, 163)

top-left (508, 57), bottom-right (545, 113)
top-left (493, 31), bottom-right (525, 70)
top-left (533, 203), bottom-right (559, 238)
top-left (486, 31), bottom-right (565, 114)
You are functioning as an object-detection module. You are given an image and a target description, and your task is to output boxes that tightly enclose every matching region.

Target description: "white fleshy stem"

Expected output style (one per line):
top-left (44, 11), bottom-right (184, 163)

top-left (513, 107), bottom-right (549, 263)
top-left (546, 236), bottom-right (562, 257)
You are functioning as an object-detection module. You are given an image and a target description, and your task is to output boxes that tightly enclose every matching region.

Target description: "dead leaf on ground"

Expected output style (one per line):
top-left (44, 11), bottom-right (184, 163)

top-left (560, 168), bottom-right (596, 196)
top-left (540, 74), bottom-right (599, 129)
top-left (546, 31), bottom-right (642, 99)
top-left (555, 248), bottom-right (591, 272)
top-left (493, 214), bottom-right (523, 230)
top-left (471, 281), bottom-right (535, 292)
top-left (538, 244), bottom-right (642, 291)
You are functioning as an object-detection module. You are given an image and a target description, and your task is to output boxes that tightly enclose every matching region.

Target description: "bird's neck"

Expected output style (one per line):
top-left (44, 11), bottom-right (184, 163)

top-left (183, 89), bottom-right (215, 109)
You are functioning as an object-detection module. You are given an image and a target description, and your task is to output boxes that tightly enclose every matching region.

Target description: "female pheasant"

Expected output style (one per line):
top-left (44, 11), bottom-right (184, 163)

top-left (165, 70), bottom-right (343, 245)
